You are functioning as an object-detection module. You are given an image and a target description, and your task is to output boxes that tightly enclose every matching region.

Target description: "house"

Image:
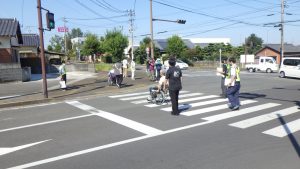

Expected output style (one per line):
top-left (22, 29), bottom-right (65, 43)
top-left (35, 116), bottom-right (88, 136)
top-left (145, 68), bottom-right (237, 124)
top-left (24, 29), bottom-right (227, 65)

top-left (255, 44), bottom-right (300, 64)
top-left (19, 34), bottom-right (40, 73)
top-left (0, 18), bottom-right (24, 82)
top-left (0, 18), bottom-right (23, 63)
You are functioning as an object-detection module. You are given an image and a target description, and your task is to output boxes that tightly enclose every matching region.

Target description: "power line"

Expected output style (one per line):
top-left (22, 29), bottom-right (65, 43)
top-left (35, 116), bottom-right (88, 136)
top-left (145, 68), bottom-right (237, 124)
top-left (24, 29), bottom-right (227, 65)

top-left (152, 0), bottom-right (268, 27)
top-left (75, 0), bottom-right (118, 23)
top-left (65, 15), bottom-right (127, 21)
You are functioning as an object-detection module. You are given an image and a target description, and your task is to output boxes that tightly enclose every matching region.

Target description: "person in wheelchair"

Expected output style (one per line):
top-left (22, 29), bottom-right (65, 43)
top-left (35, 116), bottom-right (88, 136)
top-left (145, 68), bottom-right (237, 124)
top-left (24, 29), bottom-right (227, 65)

top-left (147, 70), bottom-right (168, 103)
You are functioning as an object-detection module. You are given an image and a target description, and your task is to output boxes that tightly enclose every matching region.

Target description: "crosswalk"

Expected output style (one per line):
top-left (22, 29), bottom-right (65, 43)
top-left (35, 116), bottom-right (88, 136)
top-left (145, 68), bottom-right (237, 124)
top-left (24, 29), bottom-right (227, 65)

top-left (108, 91), bottom-right (300, 138)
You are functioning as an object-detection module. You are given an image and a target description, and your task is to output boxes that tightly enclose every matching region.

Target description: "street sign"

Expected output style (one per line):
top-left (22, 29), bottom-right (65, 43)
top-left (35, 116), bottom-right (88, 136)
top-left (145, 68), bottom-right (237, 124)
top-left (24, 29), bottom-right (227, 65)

top-left (58, 27), bottom-right (69, 32)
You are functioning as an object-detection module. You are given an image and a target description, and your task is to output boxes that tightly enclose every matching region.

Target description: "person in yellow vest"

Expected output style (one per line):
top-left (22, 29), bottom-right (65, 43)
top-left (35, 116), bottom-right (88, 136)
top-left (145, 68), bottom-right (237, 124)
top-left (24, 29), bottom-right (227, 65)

top-left (227, 57), bottom-right (240, 111)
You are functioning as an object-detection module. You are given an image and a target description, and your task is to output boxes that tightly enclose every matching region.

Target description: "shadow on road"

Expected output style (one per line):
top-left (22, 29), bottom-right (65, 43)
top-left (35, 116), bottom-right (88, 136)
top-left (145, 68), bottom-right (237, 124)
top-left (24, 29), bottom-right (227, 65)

top-left (276, 114), bottom-right (300, 158)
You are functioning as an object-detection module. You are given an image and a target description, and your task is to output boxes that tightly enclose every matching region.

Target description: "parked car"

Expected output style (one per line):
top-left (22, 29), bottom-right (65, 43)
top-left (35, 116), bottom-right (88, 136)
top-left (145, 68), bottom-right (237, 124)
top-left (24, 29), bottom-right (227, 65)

top-left (163, 59), bottom-right (189, 70)
top-left (279, 57), bottom-right (300, 78)
top-left (176, 60), bottom-right (189, 70)
top-left (245, 56), bottom-right (278, 73)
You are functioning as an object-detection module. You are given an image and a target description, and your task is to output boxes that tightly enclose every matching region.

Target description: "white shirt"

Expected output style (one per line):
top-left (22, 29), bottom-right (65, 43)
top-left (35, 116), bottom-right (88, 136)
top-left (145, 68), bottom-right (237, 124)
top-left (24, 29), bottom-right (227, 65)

top-left (158, 76), bottom-right (166, 86)
top-left (131, 61), bottom-right (136, 71)
top-left (122, 59), bottom-right (128, 68)
top-left (230, 64), bottom-right (237, 77)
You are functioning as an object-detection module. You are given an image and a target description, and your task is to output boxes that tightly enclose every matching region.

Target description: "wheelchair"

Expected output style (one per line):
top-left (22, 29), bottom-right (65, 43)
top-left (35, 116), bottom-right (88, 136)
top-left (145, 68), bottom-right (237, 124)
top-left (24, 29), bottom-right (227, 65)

top-left (148, 88), bottom-right (169, 105)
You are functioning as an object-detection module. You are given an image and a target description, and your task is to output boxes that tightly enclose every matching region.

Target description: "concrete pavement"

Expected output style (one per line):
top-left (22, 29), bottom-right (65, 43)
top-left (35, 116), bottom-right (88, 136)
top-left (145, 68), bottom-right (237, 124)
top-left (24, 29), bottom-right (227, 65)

top-left (0, 69), bottom-right (154, 108)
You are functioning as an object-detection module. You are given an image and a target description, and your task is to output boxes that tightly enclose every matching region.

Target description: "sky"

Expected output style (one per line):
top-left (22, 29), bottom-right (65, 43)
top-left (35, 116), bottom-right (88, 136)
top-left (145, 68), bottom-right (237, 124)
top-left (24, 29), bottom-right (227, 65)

top-left (1, 0), bottom-right (300, 47)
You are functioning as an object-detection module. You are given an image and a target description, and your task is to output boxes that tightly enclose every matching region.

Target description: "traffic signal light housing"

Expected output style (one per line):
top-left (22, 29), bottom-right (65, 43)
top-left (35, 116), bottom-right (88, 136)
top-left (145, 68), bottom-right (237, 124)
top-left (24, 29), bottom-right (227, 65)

top-left (46, 12), bottom-right (55, 30)
top-left (177, 19), bottom-right (186, 24)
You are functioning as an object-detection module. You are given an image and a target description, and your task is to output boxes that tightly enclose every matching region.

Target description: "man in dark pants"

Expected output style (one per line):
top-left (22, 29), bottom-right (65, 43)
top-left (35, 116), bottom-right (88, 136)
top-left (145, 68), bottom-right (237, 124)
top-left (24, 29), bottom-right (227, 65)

top-left (166, 57), bottom-right (182, 116)
top-left (219, 58), bottom-right (229, 98)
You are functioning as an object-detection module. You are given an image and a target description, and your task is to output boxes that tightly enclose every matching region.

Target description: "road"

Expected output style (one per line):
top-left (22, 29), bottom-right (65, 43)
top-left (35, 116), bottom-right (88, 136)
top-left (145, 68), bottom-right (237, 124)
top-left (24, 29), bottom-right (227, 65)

top-left (0, 70), bottom-right (299, 169)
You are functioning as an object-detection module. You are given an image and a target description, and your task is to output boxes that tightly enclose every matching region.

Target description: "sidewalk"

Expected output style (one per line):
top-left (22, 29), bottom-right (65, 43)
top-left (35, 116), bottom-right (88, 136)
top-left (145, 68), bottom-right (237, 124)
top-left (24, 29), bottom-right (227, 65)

top-left (0, 69), bottom-right (154, 108)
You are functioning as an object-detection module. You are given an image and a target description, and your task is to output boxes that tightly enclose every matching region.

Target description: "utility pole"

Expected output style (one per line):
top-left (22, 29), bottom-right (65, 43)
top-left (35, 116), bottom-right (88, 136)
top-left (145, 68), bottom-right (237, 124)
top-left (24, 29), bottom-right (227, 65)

top-left (150, 0), bottom-right (154, 59)
top-left (129, 10), bottom-right (135, 61)
top-left (37, 0), bottom-right (48, 98)
top-left (244, 37), bottom-right (248, 68)
top-left (280, 0), bottom-right (285, 68)
top-left (63, 17), bottom-right (68, 56)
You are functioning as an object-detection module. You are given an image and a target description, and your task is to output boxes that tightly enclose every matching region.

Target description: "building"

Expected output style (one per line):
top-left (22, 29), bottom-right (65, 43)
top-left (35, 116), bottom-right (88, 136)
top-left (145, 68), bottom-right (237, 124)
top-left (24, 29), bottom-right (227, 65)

top-left (255, 44), bottom-right (300, 64)
top-left (0, 18), bottom-right (23, 82)
top-left (153, 38), bottom-right (231, 53)
top-left (19, 34), bottom-right (40, 73)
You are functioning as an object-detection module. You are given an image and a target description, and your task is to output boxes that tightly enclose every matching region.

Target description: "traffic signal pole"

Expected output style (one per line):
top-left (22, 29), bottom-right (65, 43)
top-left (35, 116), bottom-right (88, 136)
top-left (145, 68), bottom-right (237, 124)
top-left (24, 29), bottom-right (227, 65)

top-left (37, 0), bottom-right (48, 98)
top-left (150, 0), bottom-right (154, 59)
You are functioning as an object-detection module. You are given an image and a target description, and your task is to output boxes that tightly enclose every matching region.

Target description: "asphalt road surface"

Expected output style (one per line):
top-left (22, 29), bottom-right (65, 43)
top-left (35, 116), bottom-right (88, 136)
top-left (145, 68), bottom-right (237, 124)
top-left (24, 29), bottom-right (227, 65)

top-left (1, 70), bottom-right (299, 169)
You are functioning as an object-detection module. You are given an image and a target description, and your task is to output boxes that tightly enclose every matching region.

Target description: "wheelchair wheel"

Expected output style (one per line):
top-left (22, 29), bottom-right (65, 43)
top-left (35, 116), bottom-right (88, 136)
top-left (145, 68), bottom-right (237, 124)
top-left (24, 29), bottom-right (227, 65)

top-left (155, 91), bottom-right (165, 105)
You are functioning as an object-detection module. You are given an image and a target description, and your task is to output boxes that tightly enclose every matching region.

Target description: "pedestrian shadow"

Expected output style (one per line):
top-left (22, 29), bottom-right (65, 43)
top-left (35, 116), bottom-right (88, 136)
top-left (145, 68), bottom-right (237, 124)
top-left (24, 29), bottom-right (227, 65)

top-left (276, 114), bottom-right (300, 158)
top-left (239, 93), bottom-right (266, 99)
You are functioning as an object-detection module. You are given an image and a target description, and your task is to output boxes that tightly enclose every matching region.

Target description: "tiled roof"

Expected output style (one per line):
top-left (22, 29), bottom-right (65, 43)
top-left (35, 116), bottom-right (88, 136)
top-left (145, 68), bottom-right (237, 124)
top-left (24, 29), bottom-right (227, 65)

top-left (264, 44), bottom-right (300, 53)
top-left (21, 34), bottom-right (39, 47)
top-left (0, 18), bottom-right (21, 36)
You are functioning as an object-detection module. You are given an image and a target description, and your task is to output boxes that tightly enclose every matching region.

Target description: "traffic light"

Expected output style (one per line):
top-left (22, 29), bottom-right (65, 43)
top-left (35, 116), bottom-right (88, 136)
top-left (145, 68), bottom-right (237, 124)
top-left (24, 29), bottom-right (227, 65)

top-left (46, 12), bottom-right (55, 30)
top-left (177, 19), bottom-right (186, 24)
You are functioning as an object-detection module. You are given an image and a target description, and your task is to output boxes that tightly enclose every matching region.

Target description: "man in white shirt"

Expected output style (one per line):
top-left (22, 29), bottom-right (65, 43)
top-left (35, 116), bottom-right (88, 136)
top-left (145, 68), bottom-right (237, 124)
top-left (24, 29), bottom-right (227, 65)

top-left (122, 58), bottom-right (128, 78)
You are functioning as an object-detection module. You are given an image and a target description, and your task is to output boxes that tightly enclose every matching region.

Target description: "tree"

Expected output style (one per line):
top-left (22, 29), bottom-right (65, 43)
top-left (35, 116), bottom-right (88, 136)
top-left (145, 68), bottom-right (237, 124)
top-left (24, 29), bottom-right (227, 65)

top-left (81, 33), bottom-right (101, 61)
top-left (47, 35), bottom-right (63, 53)
top-left (165, 35), bottom-right (186, 58)
top-left (68, 28), bottom-right (83, 39)
top-left (245, 33), bottom-right (263, 54)
top-left (102, 28), bottom-right (128, 63)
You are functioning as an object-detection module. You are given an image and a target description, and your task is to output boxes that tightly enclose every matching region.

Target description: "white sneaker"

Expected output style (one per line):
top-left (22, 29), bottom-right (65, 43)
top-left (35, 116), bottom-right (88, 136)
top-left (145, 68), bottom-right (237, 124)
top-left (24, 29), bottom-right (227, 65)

top-left (147, 96), bottom-right (153, 101)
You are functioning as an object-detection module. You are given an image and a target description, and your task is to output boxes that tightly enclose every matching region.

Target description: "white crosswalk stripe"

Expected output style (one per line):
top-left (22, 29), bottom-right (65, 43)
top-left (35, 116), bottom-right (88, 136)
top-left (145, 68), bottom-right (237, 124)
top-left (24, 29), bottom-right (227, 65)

top-left (229, 106), bottom-right (299, 129)
top-left (145, 95), bottom-right (218, 108)
top-left (262, 119), bottom-right (300, 138)
top-left (181, 100), bottom-right (257, 116)
top-left (161, 98), bottom-right (228, 112)
top-left (131, 93), bottom-right (203, 104)
top-left (202, 103), bottom-right (281, 122)
top-left (108, 91), bottom-right (300, 138)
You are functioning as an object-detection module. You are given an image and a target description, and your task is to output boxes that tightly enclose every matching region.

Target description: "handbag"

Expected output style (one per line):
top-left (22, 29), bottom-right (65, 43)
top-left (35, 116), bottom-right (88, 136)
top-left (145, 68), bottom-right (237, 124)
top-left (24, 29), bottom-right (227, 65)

top-left (60, 80), bottom-right (67, 89)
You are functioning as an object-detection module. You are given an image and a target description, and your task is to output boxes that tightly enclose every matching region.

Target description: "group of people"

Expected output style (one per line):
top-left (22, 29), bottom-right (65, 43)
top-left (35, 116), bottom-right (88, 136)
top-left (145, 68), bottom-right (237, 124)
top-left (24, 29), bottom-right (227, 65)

top-left (218, 57), bottom-right (241, 111)
top-left (146, 58), bottom-right (163, 81)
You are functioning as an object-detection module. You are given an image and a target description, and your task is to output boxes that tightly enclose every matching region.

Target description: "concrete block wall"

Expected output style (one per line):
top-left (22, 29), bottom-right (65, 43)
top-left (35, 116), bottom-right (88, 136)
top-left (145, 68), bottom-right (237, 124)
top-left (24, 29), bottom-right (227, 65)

top-left (0, 63), bottom-right (22, 82)
top-left (66, 63), bottom-right (95, 72)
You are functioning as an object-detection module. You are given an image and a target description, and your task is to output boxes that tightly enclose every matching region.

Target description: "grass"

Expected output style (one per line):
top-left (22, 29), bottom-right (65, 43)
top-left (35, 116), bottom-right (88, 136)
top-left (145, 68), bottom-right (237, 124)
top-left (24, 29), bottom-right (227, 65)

top-left (94, 63), bottom-right (113, 72)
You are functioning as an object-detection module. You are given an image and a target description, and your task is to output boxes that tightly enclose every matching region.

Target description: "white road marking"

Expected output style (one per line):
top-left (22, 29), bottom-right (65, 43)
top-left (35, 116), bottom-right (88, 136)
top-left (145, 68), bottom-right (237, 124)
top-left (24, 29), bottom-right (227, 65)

top-left (109, 91), bottom-right (188, 98)
top-left (229, 106), bottom-right (299, 129)
top-left (0, 95), bottom-right (21, 100)
top-left (109, 91), bottom-right (149, 98)
top-left (0, 102), bottom-right (60, 112)
top-left (0, 140), bottom-right (50, 156)
top-left (182, 100), bottom-right (257, 116)
top-left (145, 95), bottom-right (218, 108)
top-left (161, 98), bottom-right (228, 112)
top-left (120, 95), bottom-right (149, 101)
top-left (7, 121), bottom-right (213, 169)
top-left (0, 115), bottom-right (93, 133)
top-left (202, 103), bottom-right (281, 122)
top-left (132, 93), bottom-right (203, 105)
top-left (262, 118), bottom-right (300, 137)
top-left (66, 101), bottom-right (162, 135)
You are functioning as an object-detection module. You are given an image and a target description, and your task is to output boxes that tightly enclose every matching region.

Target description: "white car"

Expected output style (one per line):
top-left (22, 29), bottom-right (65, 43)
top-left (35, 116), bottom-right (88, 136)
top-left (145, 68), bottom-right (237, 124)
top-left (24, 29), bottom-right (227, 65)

top-left (176, 60), bottom-right (189, 70)
top-left (163, 59), bottom-right (189, 70)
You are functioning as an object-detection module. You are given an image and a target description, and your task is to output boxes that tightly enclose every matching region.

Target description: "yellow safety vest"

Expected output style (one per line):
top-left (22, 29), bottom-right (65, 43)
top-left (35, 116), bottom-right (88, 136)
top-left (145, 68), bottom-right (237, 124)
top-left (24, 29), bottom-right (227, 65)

top-left (226, 64), bottom-right (231, 79)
